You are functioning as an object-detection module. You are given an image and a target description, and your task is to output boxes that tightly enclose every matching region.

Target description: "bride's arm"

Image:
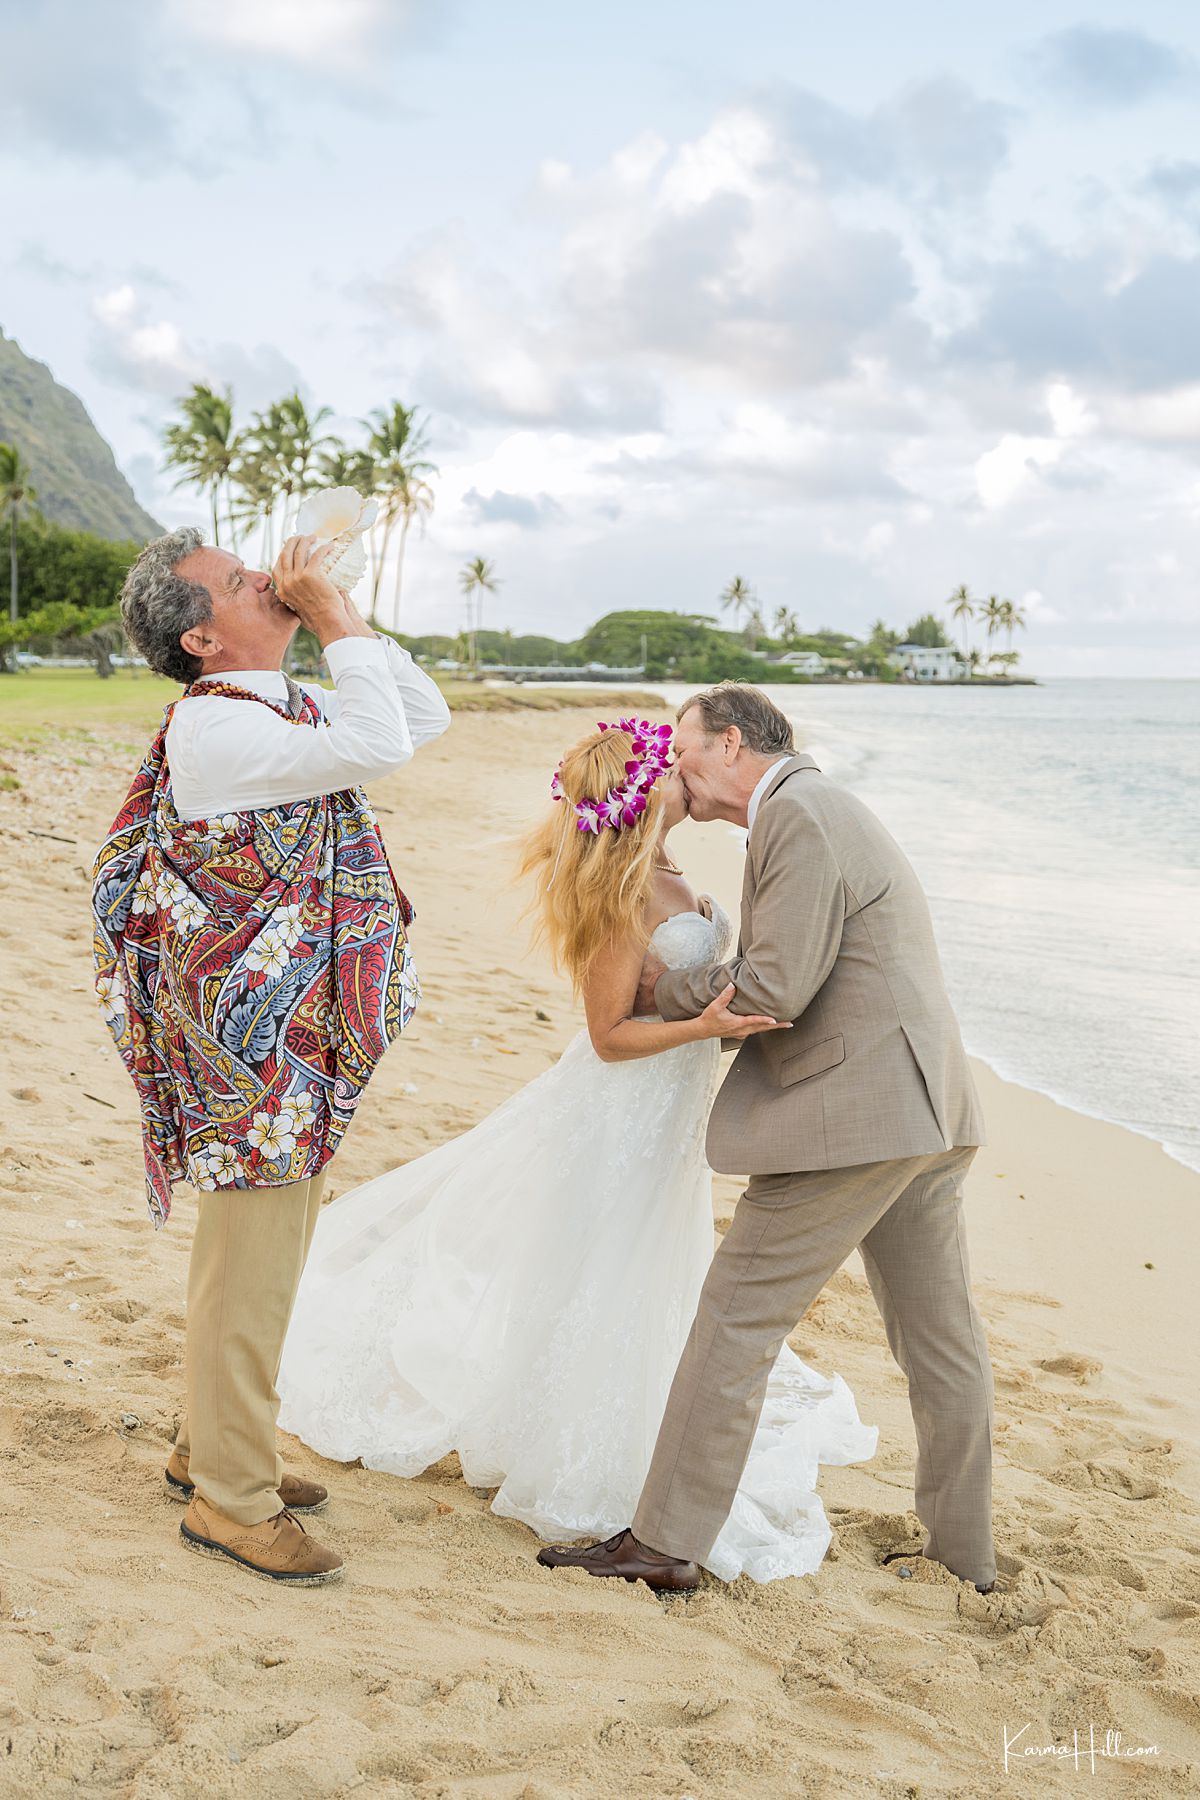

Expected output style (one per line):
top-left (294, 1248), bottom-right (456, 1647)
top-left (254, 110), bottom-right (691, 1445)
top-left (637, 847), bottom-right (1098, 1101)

top-left (583, 936), bottom-right (787, 1064)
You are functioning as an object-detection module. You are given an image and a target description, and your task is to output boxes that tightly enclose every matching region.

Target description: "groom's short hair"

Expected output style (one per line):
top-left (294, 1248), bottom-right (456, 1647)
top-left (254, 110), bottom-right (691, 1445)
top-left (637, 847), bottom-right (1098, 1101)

top-left (679, 682), bottom-right (795, 756)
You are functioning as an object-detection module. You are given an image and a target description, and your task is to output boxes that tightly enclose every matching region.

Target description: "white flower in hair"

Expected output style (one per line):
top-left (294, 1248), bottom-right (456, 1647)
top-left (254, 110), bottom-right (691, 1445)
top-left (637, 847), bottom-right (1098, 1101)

top-left (294, 486), bottom-right (379, 593)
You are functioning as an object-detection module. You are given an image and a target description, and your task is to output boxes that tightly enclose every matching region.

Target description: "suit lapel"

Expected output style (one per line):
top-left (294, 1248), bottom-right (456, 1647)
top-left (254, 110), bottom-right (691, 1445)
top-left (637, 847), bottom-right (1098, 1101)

top-left (737, 754), bottom-right (817, 953)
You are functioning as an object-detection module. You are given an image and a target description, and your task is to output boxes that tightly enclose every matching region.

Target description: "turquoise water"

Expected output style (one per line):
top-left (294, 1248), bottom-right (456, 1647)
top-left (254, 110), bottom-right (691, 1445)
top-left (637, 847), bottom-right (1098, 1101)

top-left (663, 679), bottom-right (1200, 1172)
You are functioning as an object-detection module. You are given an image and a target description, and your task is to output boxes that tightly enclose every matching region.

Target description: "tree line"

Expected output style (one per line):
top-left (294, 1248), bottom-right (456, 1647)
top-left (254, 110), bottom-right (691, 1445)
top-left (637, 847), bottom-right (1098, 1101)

top-left (0, 442), bottom-right (138, 673)
top-left (2, 390), bottom-right (1031, 682)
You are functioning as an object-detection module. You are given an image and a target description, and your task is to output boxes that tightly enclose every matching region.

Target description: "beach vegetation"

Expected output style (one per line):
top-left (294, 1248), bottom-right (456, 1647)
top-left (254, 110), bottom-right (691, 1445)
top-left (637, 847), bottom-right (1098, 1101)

top-left (1, 442), bottom-right (38, 626)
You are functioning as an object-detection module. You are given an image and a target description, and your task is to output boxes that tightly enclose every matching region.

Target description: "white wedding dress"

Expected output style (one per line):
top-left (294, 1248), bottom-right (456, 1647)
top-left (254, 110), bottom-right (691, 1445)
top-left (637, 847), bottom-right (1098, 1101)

top-left (277, 899), bottom-right (878, 1582)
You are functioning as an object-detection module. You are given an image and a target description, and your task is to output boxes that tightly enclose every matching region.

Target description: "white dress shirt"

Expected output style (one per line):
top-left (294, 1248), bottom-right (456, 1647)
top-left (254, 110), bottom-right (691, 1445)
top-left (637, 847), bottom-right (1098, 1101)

top-left (746, 755), bottom-right (792, 835)
top-left (166, 634), bottom-right (452, 821)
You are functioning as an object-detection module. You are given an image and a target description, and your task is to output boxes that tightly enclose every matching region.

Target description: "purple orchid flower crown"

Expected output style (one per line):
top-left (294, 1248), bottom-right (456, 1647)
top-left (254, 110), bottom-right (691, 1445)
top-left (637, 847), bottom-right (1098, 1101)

top-left (551, 717), bottom-right (673, 834)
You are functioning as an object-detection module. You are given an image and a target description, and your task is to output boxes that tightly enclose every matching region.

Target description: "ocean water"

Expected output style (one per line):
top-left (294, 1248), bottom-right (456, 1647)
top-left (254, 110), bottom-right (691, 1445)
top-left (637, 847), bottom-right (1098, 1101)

top-left (662, 679), bottom-right (1200, 1172)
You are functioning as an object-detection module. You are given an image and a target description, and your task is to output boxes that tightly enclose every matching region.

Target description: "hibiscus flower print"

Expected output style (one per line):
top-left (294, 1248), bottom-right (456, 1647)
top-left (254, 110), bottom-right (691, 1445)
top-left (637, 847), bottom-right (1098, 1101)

top-left (280, 1090), bottom-right (317, 1129)
top-left (399, 952), bottom-right (421, 1019)
top-left (173, 893), bottom-right (209, 936)
top-left (202, 1142), bottom-right (241, 1185)
top-left (246, 1112), bottom-right (297, 1160)
top-left (189, 1142), bottom-right (241, 1188)
top-left (131, 871), bottom-right (158, 916)
top-left (96, 972), bottom-right (125, 1025)
top-left (155, 871), bottom-right (188, 913)
top-left (245, 929), bottom-right (291, 980)
top-left (272, 902), bottom-right (305, 949)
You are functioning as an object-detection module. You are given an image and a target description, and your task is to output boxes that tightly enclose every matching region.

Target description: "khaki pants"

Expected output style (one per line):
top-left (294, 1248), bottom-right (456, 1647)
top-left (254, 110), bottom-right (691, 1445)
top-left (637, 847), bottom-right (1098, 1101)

top-left (174, 1168), bottom-right (327, 1526)
top-left (633, 1147), bottom-right (996, 1588)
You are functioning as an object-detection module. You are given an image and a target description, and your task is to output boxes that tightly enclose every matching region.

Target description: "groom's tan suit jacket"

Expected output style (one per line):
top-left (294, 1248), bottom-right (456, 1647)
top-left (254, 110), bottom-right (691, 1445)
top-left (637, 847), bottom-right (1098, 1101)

top-left (655, 754), bottom-right (985, 1175)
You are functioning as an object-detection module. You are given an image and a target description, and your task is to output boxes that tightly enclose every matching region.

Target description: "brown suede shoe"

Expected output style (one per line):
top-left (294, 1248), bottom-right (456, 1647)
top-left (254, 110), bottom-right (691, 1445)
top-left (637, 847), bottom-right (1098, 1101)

top-left (164, 1452), bottom-right (327, 1514)
top-left (180, 1494), bottom-right (344, 1585)
top-left (537, 1528), bottom-right (700, 1594)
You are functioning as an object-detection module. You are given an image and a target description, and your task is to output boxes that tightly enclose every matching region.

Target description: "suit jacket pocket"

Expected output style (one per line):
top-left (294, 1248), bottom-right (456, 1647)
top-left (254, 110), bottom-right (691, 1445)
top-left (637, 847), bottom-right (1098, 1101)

top-left (778, 1034), bottom-right (845, 1087)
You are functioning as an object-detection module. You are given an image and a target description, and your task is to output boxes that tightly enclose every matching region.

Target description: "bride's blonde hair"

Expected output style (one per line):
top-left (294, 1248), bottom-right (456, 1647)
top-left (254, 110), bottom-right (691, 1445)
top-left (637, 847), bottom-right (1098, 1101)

top-left (518, 724), bottom-right (666, 993)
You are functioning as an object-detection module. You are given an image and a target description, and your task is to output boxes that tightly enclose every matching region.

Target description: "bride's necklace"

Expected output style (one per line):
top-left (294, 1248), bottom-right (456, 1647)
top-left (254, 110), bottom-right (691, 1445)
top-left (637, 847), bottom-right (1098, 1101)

top-left (655, 857), bottom-right (683, 875)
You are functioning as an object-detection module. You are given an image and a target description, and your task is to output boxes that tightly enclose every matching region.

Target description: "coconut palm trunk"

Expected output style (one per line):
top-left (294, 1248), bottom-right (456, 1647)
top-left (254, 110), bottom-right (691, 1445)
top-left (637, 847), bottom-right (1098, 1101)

top-left (8, 498), bottom-right (17, 626)
top-left (392, 514), bottom-right (411, 631)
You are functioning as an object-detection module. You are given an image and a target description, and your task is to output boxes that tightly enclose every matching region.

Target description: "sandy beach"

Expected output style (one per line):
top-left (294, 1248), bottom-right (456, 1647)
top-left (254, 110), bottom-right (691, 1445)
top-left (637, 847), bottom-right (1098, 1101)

top-left (1, 694), bottom-right (1199, 1798)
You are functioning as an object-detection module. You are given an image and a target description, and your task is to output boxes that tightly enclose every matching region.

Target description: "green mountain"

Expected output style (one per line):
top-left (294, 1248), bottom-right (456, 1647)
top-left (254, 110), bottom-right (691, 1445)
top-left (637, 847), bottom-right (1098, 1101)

top-left (0, 330), bottom-right (162, 542)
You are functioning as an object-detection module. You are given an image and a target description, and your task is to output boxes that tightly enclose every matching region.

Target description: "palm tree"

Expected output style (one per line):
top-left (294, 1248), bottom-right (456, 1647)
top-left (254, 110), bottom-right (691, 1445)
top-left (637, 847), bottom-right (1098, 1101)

top-left (980, 594), bottom-right (1005, 657)
top-left (0, 444), bottom-right (37, 626)
top-left (459, 555), bottom-right (500, 673)
top-left (316, 442), bottom-right (376, 493)
top-left (228, 443), bottom-right (280, 565)
top-left (273, 391), bottom-right (335, 531)
top-left (946, 583), bottom-right (974, 659)
top-left (1000, 598), bottom-right (1026, 656)
top-left (389, 469), bottom-right (435, 631)
top-left (773, 606), bottom-right (800, 643)
top-left (965, 647), bottom-right (984, 679)
top-left (364, 403), bottom-right (437, 625)
top-left (234, 392), bottom-right (333, 562)
top-left (162, 383), bottom-right (239, 544)
top-left (720, 575), bottom-right (754, 627)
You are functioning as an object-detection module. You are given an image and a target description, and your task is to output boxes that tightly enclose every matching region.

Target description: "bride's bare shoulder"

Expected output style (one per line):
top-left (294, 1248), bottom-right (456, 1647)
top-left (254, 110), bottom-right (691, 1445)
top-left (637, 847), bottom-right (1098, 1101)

top-left (644, 868), bottom-right (698, 935)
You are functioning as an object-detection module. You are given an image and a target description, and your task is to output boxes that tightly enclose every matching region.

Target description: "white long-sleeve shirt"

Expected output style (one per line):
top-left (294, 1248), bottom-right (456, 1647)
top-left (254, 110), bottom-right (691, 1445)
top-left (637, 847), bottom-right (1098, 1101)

top-left (166, 635), bottom-right (452, 821)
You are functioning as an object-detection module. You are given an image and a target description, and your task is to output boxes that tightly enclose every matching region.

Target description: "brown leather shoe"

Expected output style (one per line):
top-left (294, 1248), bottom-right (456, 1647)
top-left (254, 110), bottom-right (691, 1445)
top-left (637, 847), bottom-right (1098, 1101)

top-left (164, 1452), bottom-right (327, 1514)
top-left (180, 1494), bottom-right (344, 1585)
top-left (537, 1528), bottom-right (700, 1593)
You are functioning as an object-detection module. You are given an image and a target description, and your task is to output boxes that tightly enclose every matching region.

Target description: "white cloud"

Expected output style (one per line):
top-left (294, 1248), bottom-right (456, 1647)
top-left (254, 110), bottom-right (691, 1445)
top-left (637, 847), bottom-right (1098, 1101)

top-left (169, 0), bottom-right (435, 73)
top-left (974, 434), bottom-right (1063, 508)
top-left (89, 284), bottom-right (302, 407)
top-left (1104, 384), bottom-right (1200, 443)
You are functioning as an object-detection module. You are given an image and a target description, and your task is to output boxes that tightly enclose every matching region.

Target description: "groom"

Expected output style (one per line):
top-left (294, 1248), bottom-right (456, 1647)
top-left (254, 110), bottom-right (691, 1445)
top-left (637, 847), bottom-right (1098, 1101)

top-left (539, 682), bottom-right (996, 1594)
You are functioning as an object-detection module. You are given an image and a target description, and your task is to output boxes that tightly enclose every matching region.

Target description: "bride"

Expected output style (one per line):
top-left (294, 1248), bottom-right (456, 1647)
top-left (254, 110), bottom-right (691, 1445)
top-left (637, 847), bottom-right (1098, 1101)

top-left (277, 716), bottom-right (878, 1582)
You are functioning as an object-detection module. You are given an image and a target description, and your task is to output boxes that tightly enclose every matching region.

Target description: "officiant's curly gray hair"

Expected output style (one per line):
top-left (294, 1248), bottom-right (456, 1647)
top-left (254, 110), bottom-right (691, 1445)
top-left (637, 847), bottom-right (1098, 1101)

top-left (678, 682), bottom-right (795, 757)
top-left (120, 527), bottom-right (212, 686)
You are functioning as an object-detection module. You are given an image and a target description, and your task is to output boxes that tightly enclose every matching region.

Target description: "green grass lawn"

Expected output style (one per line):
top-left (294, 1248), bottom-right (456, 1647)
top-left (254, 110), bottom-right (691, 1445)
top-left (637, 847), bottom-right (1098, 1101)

top-left (0, 667), bottom-right (180, 746)
top-left (0, 667), bottom-right (667, 750)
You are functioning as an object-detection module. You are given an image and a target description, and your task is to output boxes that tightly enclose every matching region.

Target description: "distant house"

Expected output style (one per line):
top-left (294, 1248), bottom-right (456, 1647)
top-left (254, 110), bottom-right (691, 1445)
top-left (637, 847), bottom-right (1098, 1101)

top-left (888, 644), bottom-right (963, 683)
top-left (772, 650), bottom-right (827, 676)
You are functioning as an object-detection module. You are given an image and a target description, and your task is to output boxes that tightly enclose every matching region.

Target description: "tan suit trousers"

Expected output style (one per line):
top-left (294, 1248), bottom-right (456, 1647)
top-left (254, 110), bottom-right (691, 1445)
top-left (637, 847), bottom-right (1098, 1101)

top-left (174, 1169), bottom-right (327, 1526)
top-left (633, 1147), bottom-right (996, 1588)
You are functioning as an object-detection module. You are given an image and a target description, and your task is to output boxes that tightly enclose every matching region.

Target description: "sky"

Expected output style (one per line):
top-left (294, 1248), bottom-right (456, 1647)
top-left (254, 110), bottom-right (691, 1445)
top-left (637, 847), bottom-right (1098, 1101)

top-left (2, 0), bottom-right (1200, 674)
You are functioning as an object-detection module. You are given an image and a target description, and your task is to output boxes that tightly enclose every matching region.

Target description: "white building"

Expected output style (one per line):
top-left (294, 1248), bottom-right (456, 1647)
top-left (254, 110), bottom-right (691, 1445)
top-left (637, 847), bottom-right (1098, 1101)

top-left (773, 650), bottom-right (827, 676)
top-left (888, 644), bottom-right (964, 682)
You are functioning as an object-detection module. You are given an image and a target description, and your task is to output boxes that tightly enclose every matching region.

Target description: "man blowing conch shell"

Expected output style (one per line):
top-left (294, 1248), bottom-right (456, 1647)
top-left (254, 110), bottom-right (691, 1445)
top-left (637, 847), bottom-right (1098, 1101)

top-left (91, 529), bottom-right (450, 1586)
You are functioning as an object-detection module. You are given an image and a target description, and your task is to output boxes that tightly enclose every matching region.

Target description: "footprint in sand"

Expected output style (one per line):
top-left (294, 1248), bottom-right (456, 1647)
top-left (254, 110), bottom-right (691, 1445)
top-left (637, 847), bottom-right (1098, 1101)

top-left (1038, 1352), bottom-right (1103, 1383)
top-left (99, 1296), bottom-right (150, 1323)
top-left (1085, 1461), bottom-right (1161, 1501)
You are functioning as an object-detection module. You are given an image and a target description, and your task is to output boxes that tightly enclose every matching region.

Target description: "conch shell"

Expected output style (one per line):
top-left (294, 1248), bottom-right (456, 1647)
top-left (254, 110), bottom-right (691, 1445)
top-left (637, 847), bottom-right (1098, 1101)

top-left (293, 487), bottom-right (378, 592)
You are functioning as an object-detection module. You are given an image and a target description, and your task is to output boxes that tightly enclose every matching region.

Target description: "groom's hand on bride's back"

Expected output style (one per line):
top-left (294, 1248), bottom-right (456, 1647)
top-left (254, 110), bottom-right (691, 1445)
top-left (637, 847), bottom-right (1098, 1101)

top-left (699, 983), bottom-right (790, 1041)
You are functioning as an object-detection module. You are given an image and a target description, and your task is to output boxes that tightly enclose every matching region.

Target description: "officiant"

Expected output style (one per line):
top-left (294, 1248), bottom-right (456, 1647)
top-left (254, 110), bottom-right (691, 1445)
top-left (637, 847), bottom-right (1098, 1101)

top-left (91, 528), bottom-right (450, 1586)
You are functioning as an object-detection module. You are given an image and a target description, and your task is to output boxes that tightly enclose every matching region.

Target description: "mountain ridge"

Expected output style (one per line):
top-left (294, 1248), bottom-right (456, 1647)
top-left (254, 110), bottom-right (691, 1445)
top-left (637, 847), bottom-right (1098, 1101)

top-left (0, 330), bottom-right (162, 542)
